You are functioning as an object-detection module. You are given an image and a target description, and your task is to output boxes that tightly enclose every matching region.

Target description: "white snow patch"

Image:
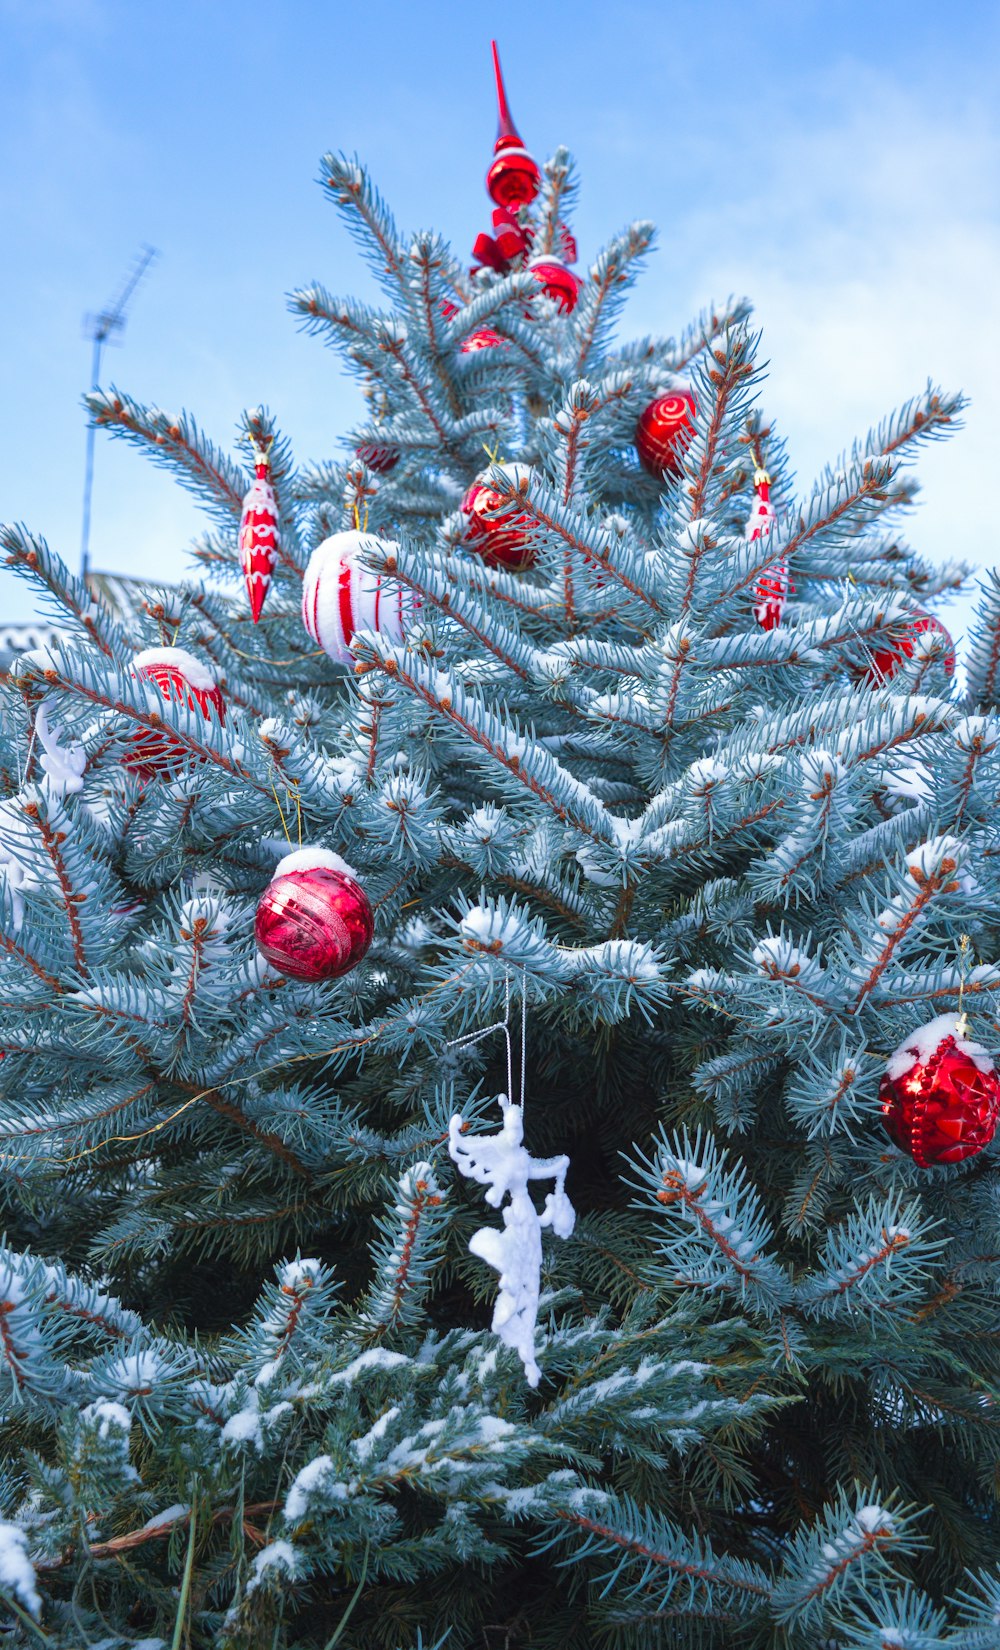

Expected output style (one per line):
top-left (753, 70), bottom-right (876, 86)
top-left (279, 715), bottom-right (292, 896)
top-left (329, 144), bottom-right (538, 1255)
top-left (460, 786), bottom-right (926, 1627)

top-left (0, 1520), bottom-right (41, 1618)
top-left (273, 847), bottom-right (357, 881)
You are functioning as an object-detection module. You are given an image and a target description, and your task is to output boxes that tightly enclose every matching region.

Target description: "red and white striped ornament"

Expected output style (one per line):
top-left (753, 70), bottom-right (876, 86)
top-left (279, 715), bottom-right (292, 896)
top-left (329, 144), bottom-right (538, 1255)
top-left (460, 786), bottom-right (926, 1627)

top-left (302, 531), bottom-right (411, 667)
top-left (125, 647), bottom-right (226, 778)
top-left (746, 469), bottom-right (789, 631)
top-left (239, 447), bottom-right (280, 623)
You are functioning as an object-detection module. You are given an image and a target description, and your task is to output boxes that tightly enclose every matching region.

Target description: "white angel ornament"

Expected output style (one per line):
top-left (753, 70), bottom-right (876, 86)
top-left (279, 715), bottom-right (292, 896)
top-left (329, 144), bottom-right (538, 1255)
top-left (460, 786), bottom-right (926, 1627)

top-left (449, 1096), bottom-right (575, 1387)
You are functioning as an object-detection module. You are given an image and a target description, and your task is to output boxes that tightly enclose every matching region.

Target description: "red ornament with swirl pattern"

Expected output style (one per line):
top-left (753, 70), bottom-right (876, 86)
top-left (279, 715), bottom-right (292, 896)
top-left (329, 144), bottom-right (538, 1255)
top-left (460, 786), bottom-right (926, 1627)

top-left (238, 447), bottom-right (280, 623)
top-left (461, 462), bottom-right (534, 571)
top-left (255, 848), bottom-right (374, 982)
top-left (355, 442), bottom-right (400, 475)
top-left (636, 391), bottom-right (696, 477)
top-left (880, 1013), bottom-right (1000, 1166)
top-left (865, 613), bottom-right (956, 685)
top-left (125, 647), bottom-right (226, 779)
top-left (485, 40), bottom-right (541, 210)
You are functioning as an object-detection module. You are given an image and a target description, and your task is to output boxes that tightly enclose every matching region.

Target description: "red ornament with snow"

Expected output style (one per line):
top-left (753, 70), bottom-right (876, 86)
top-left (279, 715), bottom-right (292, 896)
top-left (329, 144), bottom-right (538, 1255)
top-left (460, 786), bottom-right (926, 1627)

top-left (255, 848), bottom-right (374, 982)
top-left (302, 531), bottom-right (412, 667)
top-left (527, 258), bottom-right (580, 315)
top-left (636, 390), bottom-right (697, 478)
top-left (485, 40), bottom-right (541, 210)
top-left (460, 462), bottom-right (534, 571)
top-left (238, 450), bottom-right (280, 624)
top-left (125, 648), bottom-right (226, 779)
top-left (865, 613), bottom-right (956, 685)
top-left (880, 1013), bottom-right (1000, 1167)
top-left (355, 442), bottom-right (400, 475)
top-left (746, 470), bottom-right (790, 630)
top-left (461, 327), bottom-right (508, 353)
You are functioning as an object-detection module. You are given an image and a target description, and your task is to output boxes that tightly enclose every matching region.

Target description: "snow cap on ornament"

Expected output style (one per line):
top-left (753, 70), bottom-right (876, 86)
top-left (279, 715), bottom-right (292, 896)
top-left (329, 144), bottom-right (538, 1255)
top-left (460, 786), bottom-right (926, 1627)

top-left (238, 440), bottom-right (280, 623)
top-left (461, 462), bottom-right (535, 571)
top-left (302, 530), bottom-right (412, 668)
top-left (255, 847), bottom-right (374, 982)
top-left (880, 1011), bottom-right (1000, 1166)
top-left (125, 647), bottom-right (225, 778)
top-left (486, 40), bottom-right (541, 210)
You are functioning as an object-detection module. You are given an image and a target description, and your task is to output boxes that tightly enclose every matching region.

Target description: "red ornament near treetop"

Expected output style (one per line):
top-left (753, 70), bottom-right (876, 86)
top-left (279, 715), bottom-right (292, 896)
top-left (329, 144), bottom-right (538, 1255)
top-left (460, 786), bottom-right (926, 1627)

top-left (125, 648), bottom-right (226, 780)
top-left (527, 257), bottom-right (581, 315)
top-left (865, 613), bottom-right (956, 685)
top-left (485, 40), bottom-right (541, 211)
top-left (461, 462), bottom-right (535, 571)
top-left (238, 444), bottom-right (280, 624)
top-left (255, 847), bottom-right (374, 982)
top-left (636, 390), bottom-right (696, 478)
top-left (880, 1013), bottom-right (1000, 1166)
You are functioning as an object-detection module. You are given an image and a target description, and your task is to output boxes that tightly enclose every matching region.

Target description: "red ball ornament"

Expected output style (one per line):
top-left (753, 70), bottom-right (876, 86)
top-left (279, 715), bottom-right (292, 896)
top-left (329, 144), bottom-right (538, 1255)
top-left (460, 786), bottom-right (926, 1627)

top-left (355, 442), bottom-right (399, 475)
top-left (302, 531), bottom-right (413, 667)
top-left (880, 1013), bottom-right (1000, 1166)
top-left (636, 391), bottom-right (697, 478)
top-left (460, 462), bottom-right (534, 571)
top-left (485, 41), bottom-right (541, 210)
top-left (238, 446), bottom-right (280, 624)
top-left (865, 613), bottom-right (956, 685)
top-left (126, 648), bottom-right (225, 779)
top-left (255, 848), bottom-right (373, 982)
top-left (527, 258), bottom-right (581, 315)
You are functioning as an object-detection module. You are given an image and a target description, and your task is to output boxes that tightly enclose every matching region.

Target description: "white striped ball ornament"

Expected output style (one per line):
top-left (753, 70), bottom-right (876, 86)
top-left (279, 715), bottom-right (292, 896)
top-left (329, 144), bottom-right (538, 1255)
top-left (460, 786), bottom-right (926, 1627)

top-left (302, 531), bottom-right (411, 668)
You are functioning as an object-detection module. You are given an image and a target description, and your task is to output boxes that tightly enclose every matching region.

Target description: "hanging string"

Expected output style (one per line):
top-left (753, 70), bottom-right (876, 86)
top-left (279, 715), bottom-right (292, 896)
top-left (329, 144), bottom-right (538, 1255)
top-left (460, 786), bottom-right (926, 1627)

top-left (957, 933), bottom-right (972, 1038)
top-left (268, 775), bottom-right (292, 847)
top-left (444, 967), bottom-right (515, 1105)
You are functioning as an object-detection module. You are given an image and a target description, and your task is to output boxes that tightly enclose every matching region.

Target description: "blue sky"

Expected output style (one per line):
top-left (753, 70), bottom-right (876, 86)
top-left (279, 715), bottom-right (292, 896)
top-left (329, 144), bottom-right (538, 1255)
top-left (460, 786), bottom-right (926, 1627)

top-left (2, 0), bottom-right (998, 642)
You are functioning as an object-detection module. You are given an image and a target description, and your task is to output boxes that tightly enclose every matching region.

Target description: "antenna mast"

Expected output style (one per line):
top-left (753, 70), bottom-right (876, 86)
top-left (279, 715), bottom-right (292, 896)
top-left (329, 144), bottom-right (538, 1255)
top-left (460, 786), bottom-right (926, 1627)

top-left (80, 244), bottom-right (158, 581)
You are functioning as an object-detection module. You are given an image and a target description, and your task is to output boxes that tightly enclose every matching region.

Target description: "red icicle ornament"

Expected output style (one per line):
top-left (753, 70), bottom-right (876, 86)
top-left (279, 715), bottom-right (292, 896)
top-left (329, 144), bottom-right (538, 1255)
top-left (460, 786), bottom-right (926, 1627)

top-left (880, 1013), bottom-right (1000, 1166)
top-left (746, 469), bottom-right (790, 630)
top-left (865, 613), bottom-right (956, 685)
top-left (255, 848), bottom-right (374, 982)
top-left (486, 40), bottom-right (541, 210)
top-left (460, 462), bottom-right (535, 571)
top-left (125, 647), bottom-right (226, 779)
top-left (635, 390), bottom-right (696, 478)
top-left (238, 444), bottom-right (280, 624)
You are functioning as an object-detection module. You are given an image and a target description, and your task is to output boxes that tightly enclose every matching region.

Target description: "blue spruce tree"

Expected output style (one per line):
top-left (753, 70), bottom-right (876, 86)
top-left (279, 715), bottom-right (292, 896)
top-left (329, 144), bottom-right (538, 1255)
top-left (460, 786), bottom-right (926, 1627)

top-left (1, 45), bottom-right (999, 1650)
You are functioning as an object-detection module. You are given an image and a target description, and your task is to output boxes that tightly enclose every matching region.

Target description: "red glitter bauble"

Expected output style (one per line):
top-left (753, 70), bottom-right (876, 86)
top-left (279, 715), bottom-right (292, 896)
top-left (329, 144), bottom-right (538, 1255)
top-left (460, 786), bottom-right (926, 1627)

top-left (528, 259), bottom-right (580, 315)
top-left (880, 1015), bottom-right (1000, 1166)
top-left (125, 648), bottom-right (225, 779)
top-left (460, 462), bottom-right (534, 571)
top-left (460, 328), bottom-right (507, 353)
top-left (355, 442), bottom-right (399, 475)
top-left (636, 391), bottom-right (697, 477)
top-left (255, 851), bottom-right (374, 982)
top-left (866, 614), bottom-right (956, 684)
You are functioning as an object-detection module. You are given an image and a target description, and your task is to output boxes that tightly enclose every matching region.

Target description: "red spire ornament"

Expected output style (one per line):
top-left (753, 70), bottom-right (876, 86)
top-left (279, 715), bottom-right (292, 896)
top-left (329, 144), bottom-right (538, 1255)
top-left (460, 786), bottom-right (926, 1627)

top-left (486, 40), bottom-right (541, 210)
top-left (461, 462), bottom-right (535, 571)
top-left (238, 441), bottom-right (280, 624)
top-left (255, 848), bottom-right (374, 982)
top-left (635, 390), bottom-right (696, 478)
top-left (880, 1012), bottom-right (1000, 1166)
top-left (865, 613), bottom-right (956, 685)
top-left (302, 530), bottom-right (412, 667)
top-left (746, 468), bottom-right (790, 631)
top-left (125, 648), bottom-right (226, 779)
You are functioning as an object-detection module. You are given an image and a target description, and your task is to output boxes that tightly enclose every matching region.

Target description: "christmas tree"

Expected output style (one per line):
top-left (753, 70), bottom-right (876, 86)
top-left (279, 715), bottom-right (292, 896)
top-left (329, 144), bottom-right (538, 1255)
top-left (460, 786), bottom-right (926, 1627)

top-left (3, 43), bottom-right (1000, 1650)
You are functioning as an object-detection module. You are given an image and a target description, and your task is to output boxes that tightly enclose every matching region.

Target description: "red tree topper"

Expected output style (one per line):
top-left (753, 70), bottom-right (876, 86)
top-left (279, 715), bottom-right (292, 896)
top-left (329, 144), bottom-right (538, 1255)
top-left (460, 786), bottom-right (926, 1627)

top-left (255, 848), bottom-right (374, 982)
top-left (880, 1013), bottom-right (1000, 1166)
top-left (238, 443), bottom-right (281, 624)
top-left (486, 40), bottom-right (541, 210)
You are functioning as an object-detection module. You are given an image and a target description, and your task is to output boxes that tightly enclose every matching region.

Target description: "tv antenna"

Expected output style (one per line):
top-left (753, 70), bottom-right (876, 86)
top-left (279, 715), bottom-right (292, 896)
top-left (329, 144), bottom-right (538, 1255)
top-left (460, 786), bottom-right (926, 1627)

top-left (79, 244), bottom-right (158, 581)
